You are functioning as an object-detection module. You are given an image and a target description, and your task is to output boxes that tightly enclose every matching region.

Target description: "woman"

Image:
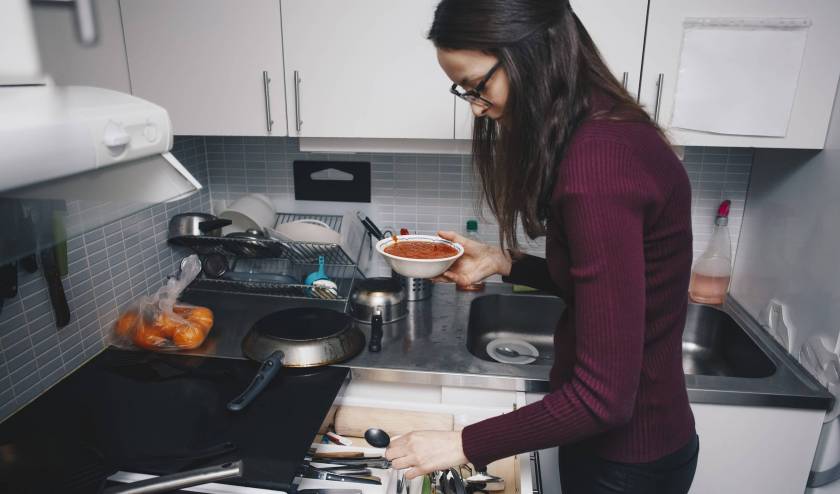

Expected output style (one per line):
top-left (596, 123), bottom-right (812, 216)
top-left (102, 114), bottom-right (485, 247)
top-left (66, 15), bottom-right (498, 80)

top-left (384, 1), bottom-right (699, 493)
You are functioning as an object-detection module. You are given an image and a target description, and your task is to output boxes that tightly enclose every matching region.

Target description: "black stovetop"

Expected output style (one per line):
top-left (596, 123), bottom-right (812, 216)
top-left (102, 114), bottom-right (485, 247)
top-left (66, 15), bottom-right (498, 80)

top-left (0, 348), bottom-right (348, 494)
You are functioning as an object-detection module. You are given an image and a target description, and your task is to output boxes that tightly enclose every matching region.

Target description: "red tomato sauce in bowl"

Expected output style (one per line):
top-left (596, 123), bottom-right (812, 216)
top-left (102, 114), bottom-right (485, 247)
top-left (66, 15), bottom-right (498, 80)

top-left (384, 241), bottom-right (459, 259)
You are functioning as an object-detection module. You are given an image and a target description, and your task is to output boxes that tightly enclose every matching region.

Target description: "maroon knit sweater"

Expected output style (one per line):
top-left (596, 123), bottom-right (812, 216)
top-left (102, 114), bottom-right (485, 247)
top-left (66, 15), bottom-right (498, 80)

top-left (461, 110), bottom-right (695, 467)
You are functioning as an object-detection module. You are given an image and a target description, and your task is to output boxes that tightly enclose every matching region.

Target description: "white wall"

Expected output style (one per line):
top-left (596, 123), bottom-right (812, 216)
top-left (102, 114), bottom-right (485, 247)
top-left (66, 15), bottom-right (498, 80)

top-left (731, 83), bottom-right (840, 359)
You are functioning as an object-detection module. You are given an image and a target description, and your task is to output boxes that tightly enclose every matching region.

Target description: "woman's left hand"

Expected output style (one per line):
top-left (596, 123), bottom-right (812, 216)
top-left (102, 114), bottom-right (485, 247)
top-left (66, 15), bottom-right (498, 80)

top-left (384, 431), bottom-right (468, 480)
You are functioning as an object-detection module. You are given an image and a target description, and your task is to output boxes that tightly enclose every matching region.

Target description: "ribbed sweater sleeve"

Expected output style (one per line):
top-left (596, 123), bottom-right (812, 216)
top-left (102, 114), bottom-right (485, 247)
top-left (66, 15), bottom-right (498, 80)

top-left (501, 254), bottom-right (559, 294)
top-left (461, 139), bottom-right (648, 468)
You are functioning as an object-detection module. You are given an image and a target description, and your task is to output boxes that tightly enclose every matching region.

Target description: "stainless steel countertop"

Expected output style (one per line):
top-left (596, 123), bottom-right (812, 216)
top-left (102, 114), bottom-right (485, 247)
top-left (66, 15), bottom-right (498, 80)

top-left (180, 282), bottom-right (832, 410)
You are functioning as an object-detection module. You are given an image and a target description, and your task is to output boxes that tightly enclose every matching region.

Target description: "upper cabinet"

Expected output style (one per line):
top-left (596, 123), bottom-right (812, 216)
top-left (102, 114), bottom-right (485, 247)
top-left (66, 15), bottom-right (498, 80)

top-left (572, 0), bottom-right (648, 97)
top-left (121, 0), bottom-right (287, 136)
top-left (641, 0), bottom-right (840, 149)
top-left (455, 0), bottom-right (649, 139)
top-left (32, 0), bottom-right (131, 92)
top-left (281, 0), bottom-right (454, 139)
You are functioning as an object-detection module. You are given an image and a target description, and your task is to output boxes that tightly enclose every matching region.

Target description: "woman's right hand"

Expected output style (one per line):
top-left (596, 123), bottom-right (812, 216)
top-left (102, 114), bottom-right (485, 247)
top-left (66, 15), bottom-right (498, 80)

top-left (435, 230), bottom-right (512, 287)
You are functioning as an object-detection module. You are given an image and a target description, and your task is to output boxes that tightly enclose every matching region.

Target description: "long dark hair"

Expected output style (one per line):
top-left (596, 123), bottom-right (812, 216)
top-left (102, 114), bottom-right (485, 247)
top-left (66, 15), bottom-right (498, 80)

top-left (428, 0), bottom-right (660, 250)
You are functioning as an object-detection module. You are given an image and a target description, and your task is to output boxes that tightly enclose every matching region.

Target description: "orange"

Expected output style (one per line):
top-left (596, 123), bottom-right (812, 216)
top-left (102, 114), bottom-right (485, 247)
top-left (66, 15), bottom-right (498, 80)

top-left (156, 312), bottom-right (190, 338)
top-left (114, 311), bottom-right (139, 339)
top-left (172, 325), bottom-right (206, 349)
top-left (133, 323), bottom-right (167, 349)
top-left (188, 307), bottom-right (214, 333)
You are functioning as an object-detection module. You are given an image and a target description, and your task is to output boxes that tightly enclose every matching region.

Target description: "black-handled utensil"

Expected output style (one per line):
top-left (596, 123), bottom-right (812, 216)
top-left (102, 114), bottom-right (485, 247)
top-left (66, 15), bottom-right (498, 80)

top-left (227, 350), bottom-right (284, 412)
top-left (299, 468), bottom-right (382, 486)
top-left (40, 246), bottom-right (70, 328)
top-left (356, 212), bottom-right (384, 241)
top-left (32, 201), bottom-right (71, 328)
top-left (364, 428), bottom-right (391, 448)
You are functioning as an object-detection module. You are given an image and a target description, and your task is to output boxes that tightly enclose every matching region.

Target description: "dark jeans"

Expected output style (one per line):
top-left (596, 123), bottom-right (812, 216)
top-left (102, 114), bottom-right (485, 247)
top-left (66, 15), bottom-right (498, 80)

top-left (558, 435), bottom-right (700, 494)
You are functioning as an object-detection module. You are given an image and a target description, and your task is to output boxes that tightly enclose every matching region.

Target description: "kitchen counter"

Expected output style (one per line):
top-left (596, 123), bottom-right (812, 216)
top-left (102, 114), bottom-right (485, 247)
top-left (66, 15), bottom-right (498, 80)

top-left (180, 282), bottom-right (832, 410)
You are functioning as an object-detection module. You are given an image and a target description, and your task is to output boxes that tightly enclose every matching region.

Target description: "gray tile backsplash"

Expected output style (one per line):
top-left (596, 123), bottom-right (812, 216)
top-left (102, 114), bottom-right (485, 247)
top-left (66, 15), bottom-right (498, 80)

top-left (0, 134), bottom-right (753, 423)
top-left (207, 137), bottom-right (752, 266)
top-left (0, 136), bottom-right (210, 423)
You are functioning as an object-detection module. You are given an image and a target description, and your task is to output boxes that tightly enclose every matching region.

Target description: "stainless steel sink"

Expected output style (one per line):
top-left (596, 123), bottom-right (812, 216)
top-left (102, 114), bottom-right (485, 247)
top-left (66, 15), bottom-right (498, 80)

top-left (466, 294), bottom-right (777, 378)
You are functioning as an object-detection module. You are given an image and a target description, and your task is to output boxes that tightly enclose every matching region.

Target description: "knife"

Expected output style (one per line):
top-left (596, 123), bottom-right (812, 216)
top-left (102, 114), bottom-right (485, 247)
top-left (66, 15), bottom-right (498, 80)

top-left (297, 490), bottom-right (363, 494)
top-left (307, 457), bottom-right (391, 469)
top-left (35, 201), bottom-right (70, 328)
top-left (307, 466), bottom-right (373, 476)
top-left (299, 468), bottom-right (382, 485)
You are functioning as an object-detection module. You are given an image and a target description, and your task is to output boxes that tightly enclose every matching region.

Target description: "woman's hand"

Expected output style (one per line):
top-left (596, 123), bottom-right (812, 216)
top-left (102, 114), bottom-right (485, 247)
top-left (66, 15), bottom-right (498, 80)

top-left (435, 231), bottom-right (511, 287)
top-left (384, 431), bottom-right (467, 480)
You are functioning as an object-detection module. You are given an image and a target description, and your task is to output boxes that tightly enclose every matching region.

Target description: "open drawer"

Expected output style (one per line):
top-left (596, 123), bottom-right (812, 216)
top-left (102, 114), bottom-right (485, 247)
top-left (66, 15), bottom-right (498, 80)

top-left (310, 379), bottom-right (547, 494)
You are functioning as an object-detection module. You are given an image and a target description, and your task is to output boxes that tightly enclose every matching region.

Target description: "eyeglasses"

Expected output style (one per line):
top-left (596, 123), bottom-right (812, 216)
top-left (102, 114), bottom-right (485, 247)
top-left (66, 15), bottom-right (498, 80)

top-left (450, 62), bottom-right (502, 109)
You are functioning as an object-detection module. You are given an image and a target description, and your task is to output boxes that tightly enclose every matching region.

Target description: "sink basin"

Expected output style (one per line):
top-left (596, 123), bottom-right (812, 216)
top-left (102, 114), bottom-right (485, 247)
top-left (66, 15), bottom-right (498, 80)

top-left (466, 294), bottom-right (776, 378)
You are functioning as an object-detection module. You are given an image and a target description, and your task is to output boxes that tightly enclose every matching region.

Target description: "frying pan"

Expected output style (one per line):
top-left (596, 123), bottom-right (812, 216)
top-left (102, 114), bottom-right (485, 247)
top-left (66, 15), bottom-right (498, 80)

top-left (227, 308), bottom-right (364, 412)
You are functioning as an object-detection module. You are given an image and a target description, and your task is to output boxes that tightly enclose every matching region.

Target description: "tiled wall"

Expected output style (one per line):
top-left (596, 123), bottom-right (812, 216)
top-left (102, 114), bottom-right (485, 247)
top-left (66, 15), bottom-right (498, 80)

top-left (0, 137), bottom-right (210, 423)
top-left (205, 137), bottom-right (752, 268)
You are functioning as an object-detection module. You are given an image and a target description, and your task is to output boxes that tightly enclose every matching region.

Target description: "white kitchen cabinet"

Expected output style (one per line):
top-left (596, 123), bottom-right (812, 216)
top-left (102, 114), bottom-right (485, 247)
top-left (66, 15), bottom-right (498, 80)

top-left (524, 393), bottom-right (825, 493)
top-left (32, 0), bottom-right (131, 92)
top-left (455, 0), bottom-right (648, 139)
top-left (120, 0), bottom-right (287, 136)
top-left (281, 0), bottom-right (454, 139)
top-left (689, 403), bottom-right (824, 493)
top-left (641, 0), bottom-right (840, 149)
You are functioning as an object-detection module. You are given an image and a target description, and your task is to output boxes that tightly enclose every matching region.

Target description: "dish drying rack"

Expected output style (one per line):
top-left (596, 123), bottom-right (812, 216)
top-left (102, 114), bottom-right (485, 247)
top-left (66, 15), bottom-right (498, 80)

top-left (173, 212), bottom-right (369, 306)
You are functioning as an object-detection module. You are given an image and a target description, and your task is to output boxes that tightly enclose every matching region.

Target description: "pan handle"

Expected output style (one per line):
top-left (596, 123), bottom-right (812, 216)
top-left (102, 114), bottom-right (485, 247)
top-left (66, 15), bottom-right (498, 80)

top-left (104, 460), bottom-right (243, 494)
top-left (368, 312), bottom-right (383, 353)
top-left (227, 351), bottom-right (284, 412)
top-left (198, 218), bottom-right (232, 232)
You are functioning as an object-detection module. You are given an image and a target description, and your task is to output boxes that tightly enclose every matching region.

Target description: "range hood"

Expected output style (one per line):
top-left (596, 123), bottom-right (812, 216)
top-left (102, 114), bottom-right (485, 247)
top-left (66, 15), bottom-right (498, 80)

top-left (0, 84), bottom-right (201, 200)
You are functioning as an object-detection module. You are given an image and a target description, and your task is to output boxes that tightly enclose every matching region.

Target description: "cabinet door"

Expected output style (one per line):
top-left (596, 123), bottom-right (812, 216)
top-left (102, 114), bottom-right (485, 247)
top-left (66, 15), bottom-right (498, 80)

top-left (32, 0), bottom-right (131, 92)
top-left (689, 403), bottom-right (823, 493)
top-left (121, 0), bottom-right (287, 136)
top-left (282, 0), bottom-right (453, 139)
top-left (642, 0), bottom-right (840, 149)
top-left (455, 0), bottom-right (648, 140)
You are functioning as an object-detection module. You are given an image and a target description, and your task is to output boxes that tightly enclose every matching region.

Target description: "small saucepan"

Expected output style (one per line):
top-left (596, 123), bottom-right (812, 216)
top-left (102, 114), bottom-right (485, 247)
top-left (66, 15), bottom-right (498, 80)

top-left (349, 277), bottom-right (407, 353)
top-left (227, 308), bottom-right (364, 412)
top-left (169, 213), bottom-right (232, 239)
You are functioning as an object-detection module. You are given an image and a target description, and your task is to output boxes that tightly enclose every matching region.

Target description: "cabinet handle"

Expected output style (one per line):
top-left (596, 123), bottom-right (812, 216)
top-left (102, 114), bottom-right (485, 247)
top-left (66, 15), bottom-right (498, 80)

top-left (32, 0), bottom-right (97, 45)
top-left (621, 72), bottom-right (629, 90)
top-left (262, 71), bottom-right (274, 134)
top-left (293, 70), bottom-right (303, 133)
top-left (653, 73), bottom-right (664, 124)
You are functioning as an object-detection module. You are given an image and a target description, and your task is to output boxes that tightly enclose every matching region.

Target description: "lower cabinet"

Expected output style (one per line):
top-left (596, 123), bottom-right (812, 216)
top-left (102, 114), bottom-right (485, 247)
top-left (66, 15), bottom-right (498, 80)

top-left (688, 403), bottom-right (824, 494)
top-left (525, 392), bottom-right (825, 494)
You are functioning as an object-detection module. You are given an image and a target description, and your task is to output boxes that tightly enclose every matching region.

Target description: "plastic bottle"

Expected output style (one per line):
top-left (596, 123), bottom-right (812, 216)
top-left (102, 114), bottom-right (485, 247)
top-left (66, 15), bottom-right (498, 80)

top-left (457, 219), bottom-right (486, 292)
top-left (688, 200), bottom-right (732, 305)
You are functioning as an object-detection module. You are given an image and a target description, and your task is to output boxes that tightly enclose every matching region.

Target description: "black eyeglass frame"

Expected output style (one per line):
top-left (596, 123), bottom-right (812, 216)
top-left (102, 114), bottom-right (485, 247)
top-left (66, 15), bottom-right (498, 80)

top-left (449, 62), bottom-right (502, 108)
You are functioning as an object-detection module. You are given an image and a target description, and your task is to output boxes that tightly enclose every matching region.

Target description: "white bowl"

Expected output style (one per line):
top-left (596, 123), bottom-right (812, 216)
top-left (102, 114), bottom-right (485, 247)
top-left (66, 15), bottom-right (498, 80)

top-left (218, 194), bottom-right (276, 235)
top-left (268, 219), bottom-right (341, 244)
top-left (376, 235), bottom-right (464, 279)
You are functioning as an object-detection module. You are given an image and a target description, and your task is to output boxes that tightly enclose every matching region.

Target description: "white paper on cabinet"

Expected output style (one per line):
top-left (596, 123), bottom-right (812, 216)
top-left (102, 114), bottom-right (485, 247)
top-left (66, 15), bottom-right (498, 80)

top-left (670, 18), bottom-right (810, 137)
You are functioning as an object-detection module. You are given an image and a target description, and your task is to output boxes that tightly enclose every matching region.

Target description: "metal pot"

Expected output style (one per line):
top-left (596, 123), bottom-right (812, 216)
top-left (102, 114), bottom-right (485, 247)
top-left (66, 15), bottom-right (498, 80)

top-left (350, 277), bottom-right (407, 353)
top-left (227, 308), bottom-right (364, 412)
top-left (168, 213), bottom-right (232, 239)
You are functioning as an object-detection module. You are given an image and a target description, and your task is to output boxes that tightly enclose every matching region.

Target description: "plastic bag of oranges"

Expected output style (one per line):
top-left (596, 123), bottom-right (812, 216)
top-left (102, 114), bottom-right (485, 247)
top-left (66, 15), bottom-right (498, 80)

top-left (113, 255), bottom-right (214, 351)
